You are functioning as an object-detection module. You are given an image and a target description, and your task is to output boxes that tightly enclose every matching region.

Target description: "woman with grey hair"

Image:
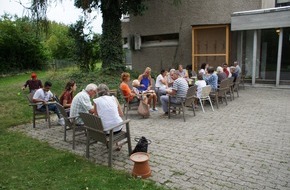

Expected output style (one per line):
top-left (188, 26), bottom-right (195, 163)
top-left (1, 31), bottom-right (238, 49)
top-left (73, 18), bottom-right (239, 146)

top-left (216, 66), bottom-right (227, 84)
top-left (93, 84), bottom-right (124, 135)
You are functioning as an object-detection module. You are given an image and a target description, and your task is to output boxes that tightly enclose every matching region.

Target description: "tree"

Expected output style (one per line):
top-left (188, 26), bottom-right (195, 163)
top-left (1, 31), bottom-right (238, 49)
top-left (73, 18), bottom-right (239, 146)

top-left (0, 14), bottom-right (48, 73)
top-left (30, 0), bottom-right (180, 72)
top-left (69, 19), bottom-right (98, 72)
top-left (44, 21), bottom-right (75, 60)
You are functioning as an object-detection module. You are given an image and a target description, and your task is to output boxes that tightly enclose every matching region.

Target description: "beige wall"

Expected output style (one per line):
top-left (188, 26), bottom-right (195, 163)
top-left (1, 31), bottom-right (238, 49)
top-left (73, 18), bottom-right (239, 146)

top-left (261, 0), bottom-right (275, 8)
top-left (122, 0), bottom-right (261, 72)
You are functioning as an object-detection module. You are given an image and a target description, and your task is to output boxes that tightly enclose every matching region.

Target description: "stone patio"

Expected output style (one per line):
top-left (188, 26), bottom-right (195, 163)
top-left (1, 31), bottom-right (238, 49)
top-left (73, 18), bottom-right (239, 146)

top-left (11, 87), bottom-right (290, 190)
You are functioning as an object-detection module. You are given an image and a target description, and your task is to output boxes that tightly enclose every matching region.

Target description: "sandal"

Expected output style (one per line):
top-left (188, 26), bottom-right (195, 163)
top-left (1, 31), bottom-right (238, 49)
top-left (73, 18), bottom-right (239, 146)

top-left (115, 145), bottom-right (122, 151)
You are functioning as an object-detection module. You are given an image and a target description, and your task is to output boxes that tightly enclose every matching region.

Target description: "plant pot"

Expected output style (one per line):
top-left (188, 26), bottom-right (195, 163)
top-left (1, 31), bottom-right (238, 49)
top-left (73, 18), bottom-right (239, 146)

top-left (130, 152), bottom-right (151, 179)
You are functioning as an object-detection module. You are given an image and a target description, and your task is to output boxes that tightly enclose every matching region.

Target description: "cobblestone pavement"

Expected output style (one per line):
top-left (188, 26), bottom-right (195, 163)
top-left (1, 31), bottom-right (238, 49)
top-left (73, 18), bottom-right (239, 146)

top-left (11, 87), bottom-right (290, 190)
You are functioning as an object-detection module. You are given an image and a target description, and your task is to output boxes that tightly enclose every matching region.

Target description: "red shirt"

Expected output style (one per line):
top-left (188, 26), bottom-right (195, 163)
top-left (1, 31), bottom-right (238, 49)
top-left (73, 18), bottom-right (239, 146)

top-left (24, 79), bottom-right (43, 92)
top-left (223, 68), bottom-right (229, 77)
top-left (59, 91), bottom-right (73, 108)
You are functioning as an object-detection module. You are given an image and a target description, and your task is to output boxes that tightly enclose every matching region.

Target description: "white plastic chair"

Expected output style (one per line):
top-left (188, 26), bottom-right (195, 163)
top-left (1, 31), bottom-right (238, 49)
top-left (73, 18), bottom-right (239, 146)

top-left (194, 85), bottom-right (214, 113)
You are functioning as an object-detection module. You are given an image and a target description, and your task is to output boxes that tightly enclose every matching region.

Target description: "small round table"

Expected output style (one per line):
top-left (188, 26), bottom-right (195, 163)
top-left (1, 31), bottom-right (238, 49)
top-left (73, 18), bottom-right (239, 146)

top-left (130, 152), bottom-right (151, 179)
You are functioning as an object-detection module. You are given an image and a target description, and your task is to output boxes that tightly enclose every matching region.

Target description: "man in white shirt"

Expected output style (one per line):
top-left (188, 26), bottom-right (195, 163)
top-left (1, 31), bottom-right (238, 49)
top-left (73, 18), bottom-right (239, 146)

top-left (70, 83), bottom-right (97, 125)
top-left (155, 69), bottom-right (168, 94)
top-left (33, 81), bottom-right (63, 125)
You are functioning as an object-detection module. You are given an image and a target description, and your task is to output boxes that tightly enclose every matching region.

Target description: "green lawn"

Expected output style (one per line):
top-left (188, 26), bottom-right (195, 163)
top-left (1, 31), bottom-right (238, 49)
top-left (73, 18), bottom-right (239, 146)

top-left (0, 68), bottom-right (166, 190)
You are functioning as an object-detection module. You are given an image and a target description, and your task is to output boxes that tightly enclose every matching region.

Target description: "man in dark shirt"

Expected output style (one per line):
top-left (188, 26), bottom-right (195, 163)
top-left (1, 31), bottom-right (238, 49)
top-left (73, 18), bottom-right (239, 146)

top-left (22, 72), bottom-right (43, 93)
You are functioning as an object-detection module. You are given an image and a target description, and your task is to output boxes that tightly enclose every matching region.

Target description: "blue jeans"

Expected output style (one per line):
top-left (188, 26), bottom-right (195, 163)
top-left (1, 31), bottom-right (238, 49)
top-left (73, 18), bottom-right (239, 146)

top-left (160, 95), bottom-right (181, 113)
top-left (38, 104), bottom-right (60, 118)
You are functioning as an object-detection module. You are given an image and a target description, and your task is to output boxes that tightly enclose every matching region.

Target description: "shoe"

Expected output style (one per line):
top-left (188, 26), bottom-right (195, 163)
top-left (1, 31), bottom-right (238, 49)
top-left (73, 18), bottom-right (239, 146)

top-left (150, 108), bottom-right (154, 112)
top-left (58, 118), bottom-right (65, 126)
top-left (153, 108), bottom-right (158, 111)
top-left (171, 110), bottom-right (176, 114)
top-left (164, 112), bottom-right (168, 115)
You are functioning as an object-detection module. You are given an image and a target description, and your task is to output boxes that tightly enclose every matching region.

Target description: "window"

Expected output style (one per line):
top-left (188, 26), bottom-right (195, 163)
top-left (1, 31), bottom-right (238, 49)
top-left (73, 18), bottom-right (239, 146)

top-left (141, 33), bottom-right (179, 48)
top-left (275, 0), bottom-right (290, 7)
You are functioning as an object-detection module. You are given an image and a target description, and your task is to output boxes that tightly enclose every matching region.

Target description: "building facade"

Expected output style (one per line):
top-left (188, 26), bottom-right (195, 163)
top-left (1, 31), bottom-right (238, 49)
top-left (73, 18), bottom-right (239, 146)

top-left (122, 0), bottom-right (290, 86)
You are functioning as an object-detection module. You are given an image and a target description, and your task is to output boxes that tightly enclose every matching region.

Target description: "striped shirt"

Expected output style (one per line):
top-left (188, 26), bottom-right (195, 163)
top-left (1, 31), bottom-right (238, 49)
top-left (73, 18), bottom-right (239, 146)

top-left (172, 78), bottom-right (188, 101)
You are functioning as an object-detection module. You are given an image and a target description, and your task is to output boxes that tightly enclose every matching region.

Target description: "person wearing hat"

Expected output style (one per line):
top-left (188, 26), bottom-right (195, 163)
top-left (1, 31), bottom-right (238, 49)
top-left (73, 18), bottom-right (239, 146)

top-left (22, 72), bottom-right (43, 93)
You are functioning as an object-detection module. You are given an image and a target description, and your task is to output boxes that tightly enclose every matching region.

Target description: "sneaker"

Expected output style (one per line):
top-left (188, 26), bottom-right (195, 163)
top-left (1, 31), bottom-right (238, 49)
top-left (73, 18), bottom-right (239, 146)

top-left (153, 108), bottom-right (158, 111)
top-left (149, 108), bottom-right (154, 112)
top-left (58, 118), bottom-right (65, 126)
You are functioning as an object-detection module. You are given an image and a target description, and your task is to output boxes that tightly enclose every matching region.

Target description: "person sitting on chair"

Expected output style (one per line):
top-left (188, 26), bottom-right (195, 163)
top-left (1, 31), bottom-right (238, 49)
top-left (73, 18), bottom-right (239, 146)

top-left (137, 67), bottom-right (158, 111)
top-left (93, 84), bottom-right (124, 135)
top-left (160, 70), bottom-right (188, 115)
top-left (204, 66), bottom-right (218, 92)
top-left (22, 72), bottom-right (43, 93)
top-left (32, 81), bottom-right (63, 125)
top-left (70, 83), bottom-right (97, 125)
top-left (155, 69), bottom-right (168, 95)
top-left (59, 80), bottom-right (77, 109)
top-left (120, 72), bottom-right (139, 103)
top-left (177, 64), bottom-right (189, 80)
top-left (216, 66), bottom-right (227, 84)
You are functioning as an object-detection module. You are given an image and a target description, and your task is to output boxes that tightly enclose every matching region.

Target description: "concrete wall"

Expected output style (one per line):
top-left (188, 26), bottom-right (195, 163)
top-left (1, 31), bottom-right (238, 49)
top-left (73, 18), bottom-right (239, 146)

top-left (231, 7), bottom-right (290, 31)
top-left (122, 0), bottom-right (261, 72)
top-left (262, 0), bottom-right (275, 8)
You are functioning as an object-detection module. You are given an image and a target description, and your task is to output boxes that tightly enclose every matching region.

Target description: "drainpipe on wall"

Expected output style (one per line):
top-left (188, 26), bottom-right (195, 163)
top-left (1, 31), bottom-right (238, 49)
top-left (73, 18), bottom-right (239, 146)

top-left (252, 30), bottom-right (257, 85)
top-left (276, 28), bottom-right (283, 87)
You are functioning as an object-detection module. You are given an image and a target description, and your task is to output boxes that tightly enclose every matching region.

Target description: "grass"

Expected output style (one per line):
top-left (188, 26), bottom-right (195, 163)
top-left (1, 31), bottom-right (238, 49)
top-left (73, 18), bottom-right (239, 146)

top-left (0, 68), bottom-right (166, 190)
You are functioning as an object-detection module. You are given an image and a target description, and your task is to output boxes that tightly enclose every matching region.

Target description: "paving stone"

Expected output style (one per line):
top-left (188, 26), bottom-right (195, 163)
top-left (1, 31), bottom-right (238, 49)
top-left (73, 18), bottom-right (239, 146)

top-left (9, 87), bottom-right (290, 190)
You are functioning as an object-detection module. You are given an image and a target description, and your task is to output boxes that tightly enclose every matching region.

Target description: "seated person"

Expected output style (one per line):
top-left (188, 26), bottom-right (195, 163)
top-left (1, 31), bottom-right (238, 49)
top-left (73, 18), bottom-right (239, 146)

top-left (199, 63), bottom-right (209, 76)
top-left (137, 67), bottom-right (158, 111)
top-left (177, 64), bottom-right (189, 80)
top-left (195, 73), bottom-right (207, 98)
top-left (132, 79), bottom-right (149, 104)
top-left (223, 63), bottom-right (232, 78)
top-left (186, 64), bottom-right (197, 78)
top-left (230, 66), bottom-right (238, 82)
top-left (93, 84), bottom-right (124, 135)
top-left (22, 72), bottom-right (43, 93)
top-left (132, 79), bottom-right (141, 96)
top-left (32, 81), bottom-right (63, 125)
top-left (204, 66), bottom-right (218, 92)
top-left (70, 83), bottom-right (97, 125)
top-left (160, 70), bottom-right (188, 115)
top-left (120, 72), bottom-right (139, 103)
top-left (155, 69), bottom-right (168, 95)
top-left (167, 69), bottom-right (175, 87)
top-left (137, 67), bottom-right (153, 92)
top-left (233, 61), bottom-right (241, 76)
top-left (216, 66), bottom-right (227, 84)
top-left (59, 80), bottom-right (77, 109)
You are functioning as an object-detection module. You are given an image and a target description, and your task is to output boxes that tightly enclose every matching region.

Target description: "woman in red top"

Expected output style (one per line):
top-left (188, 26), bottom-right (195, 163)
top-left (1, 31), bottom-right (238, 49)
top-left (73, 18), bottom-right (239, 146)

top-left (120, 72), bottom-right (139, 103)
top-left (59, 80), bottom-right (77, 108)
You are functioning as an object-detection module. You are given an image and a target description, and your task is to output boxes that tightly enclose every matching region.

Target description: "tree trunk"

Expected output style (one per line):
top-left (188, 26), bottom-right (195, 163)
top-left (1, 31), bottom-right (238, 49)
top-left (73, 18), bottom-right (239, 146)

top-left (100, 0), bottom-right (125, 72)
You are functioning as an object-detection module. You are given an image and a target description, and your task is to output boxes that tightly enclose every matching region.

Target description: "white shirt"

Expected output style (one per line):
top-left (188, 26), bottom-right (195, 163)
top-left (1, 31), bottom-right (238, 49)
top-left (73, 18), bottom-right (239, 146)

top-left (155, 74), bottom-right (166, 89)
top-left (33, 88), bottom-right (53, 109)
top-left (195, 80), bottom-right (207, 98)
top-left (93, 96), bottom-right (123, 134)
top-left (199, 69), bottom-right (206, 75)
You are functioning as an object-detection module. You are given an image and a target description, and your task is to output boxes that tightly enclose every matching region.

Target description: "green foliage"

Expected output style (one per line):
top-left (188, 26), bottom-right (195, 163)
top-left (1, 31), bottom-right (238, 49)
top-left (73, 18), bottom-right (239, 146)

top-left (69, 19), bottom-right (100, 72)
top-left (44, 21), bottom-right (75, 60)
top-left (0, 14), bottom-right (48, 73)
